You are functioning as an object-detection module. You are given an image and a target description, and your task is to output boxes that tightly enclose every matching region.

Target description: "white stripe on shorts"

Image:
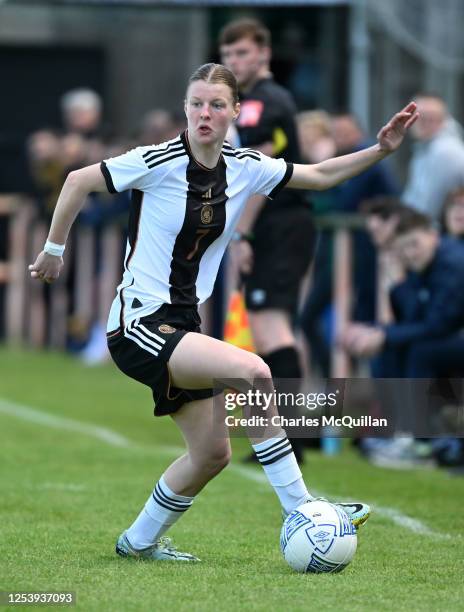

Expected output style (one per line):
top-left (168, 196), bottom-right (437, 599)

top-left (124, 328), bottom-right (158, 357)
top-left (137, 323), bottom-right (166, 345)
top-left (128, 324), bottom-right (164, 351)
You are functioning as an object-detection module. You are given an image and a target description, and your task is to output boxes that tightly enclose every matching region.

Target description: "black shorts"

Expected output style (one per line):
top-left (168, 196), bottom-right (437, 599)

top-left (107, 304), bottom-right (219, 417)
top-left (244, 205), bottom-right (316, 314)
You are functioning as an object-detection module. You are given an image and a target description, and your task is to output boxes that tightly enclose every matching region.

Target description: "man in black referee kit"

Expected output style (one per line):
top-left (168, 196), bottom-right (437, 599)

top-left (220, 18), bottom-right (315, 463)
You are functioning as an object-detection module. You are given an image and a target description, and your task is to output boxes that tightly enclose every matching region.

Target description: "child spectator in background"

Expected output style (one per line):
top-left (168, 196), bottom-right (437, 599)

top-left (441, 187), bottom-right (464, 240)
top-left (341, 210), bottom-right (464, 466)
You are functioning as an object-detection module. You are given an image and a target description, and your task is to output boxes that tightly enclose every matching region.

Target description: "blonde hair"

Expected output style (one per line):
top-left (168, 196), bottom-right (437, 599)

top-left (297, 110), bottom-right (332, 137)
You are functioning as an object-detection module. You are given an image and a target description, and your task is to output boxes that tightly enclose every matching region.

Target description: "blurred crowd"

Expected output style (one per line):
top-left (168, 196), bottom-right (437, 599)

top-left (23, 89), bottom-right (185, 360)
top-left (27, 89), bottom-right (186, 225)
top-left (296, 94), bottom-right (464, 471)
top-left (2, 88), bottom-right (464, 471)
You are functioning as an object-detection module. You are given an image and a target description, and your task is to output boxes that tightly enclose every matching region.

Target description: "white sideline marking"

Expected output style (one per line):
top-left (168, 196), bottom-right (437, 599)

top-left (222, 464), bottom-right (453, 540)
top-left (37, 482), bottom-right (87, 492)
top-left (228, 463), bottom-right (268, 484)
top-left (0, 398), bottom-right (130, 448)
top-left (0, 397), bottom-right (183, 457)
top-left (0, 397), bottom-right (452, 540)
top-left (374, 505), bottom-right (451, 539)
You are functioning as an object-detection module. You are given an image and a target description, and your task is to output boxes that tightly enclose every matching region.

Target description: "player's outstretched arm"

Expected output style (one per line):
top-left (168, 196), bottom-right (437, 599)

top-left (288, 102), bottom-right (418, 191)
top-left (28, 163), bottom-right (108, 283)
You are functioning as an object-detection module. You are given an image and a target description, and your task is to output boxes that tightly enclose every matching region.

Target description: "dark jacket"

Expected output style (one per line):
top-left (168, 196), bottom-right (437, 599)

top-left (384, 237), bottom-right (464, 346)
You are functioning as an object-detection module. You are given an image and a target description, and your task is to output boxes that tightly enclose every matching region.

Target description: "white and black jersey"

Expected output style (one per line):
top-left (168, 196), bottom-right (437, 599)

top-left (101, 131), bottom-right (293, 333)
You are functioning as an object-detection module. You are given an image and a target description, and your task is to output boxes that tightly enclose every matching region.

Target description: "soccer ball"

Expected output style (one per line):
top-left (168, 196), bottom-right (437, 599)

top-left (280, 500), bottom-right (357, 573)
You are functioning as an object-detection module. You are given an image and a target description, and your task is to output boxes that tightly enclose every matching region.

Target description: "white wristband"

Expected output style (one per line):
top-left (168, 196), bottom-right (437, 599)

top-left (44, 240), bottom-right (65, 257)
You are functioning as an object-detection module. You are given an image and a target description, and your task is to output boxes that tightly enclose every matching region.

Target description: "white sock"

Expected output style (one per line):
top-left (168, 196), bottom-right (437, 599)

top-left (252, 437), bottom-right (313, 514)
top-left (125, 475), bottom-right (194, 550)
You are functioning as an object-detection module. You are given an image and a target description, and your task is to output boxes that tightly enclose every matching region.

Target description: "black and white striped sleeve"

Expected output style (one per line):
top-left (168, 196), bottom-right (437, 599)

top-left (248, 153), bottom-right (294, 199)
top-left (101, 147), bottom-right (152, 193)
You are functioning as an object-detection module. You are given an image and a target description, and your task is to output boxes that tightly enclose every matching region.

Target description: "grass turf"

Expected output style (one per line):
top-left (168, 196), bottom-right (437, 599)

top-left (0, 348), bottom-right (463, 611)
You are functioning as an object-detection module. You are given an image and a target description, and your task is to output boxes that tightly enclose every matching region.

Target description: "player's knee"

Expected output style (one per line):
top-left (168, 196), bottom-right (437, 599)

top-left (209, 441), bottom-right (232, 472)
top-left (228, 352), bottom-right (271, 384)
top-left (247, 355), bottom-right (272, 382)
top-left (196, 441), bottom-right (231, 475)
top-left (214, 444), bottom-right (232, 472)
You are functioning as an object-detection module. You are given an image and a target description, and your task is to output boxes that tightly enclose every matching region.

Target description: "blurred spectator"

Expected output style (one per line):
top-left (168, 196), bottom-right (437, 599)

top-left (60, 88), bottom-right (108, 167)
top-left (296, 110), bottom-right (335, 164)
top-left (342, 209), bottom-right (464, 467)
top-left (28, 88), bottom-right (107, 218)
top-left (138, 109), bottom-right (180, 146)
top-left (296, 110), bottom-right (335, 217)
top-left (299, 113), bottom-right (399, 376)
top-left (61, 88), bottom-right (103, 138)
top-left (361, 197), bottom-right (414, 324)
top-left (341, 210), bottom-right (464, 377)
top-left (26, 88), bottom-right (129, 358)
top-left (441, 187), bottom-right (464, 240)
top-left (27, 129), bottom-right (64, 219)
top-left (329, 113), bottom-right (399, 323)
top-left (363, 197), bottom-right (408, 250)
top-left (402, 93), bottom-right (464, 220)
top-left (330, 113), bottom-right (399, 214)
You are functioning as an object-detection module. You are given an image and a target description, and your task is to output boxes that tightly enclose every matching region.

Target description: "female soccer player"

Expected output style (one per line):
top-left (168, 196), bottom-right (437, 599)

top-left (29, 63), bottom-right (418, 562)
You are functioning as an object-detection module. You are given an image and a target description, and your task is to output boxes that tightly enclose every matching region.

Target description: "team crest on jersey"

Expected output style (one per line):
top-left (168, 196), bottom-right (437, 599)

top-left (158, 324), bottom-right (176, 334)
top-left (201, 205), bottom-right (213, 224)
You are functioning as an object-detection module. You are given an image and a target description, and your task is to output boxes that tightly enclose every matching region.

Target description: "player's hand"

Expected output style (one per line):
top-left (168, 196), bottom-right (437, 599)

top-left (28, 251), bottom-right (63, 283)
top-left (377, 102), bottom-right (419, 153)
top-left (230, 239), bottom-right (254, 275)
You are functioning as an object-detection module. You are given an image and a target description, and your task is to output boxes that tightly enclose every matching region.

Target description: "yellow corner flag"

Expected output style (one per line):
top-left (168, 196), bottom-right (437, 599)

top-left (224, 290), bottom-right (255, 353)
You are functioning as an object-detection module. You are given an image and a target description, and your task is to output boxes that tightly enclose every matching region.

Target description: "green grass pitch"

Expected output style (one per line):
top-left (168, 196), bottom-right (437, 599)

top-left (0, 348), bottom-right (463, 611)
